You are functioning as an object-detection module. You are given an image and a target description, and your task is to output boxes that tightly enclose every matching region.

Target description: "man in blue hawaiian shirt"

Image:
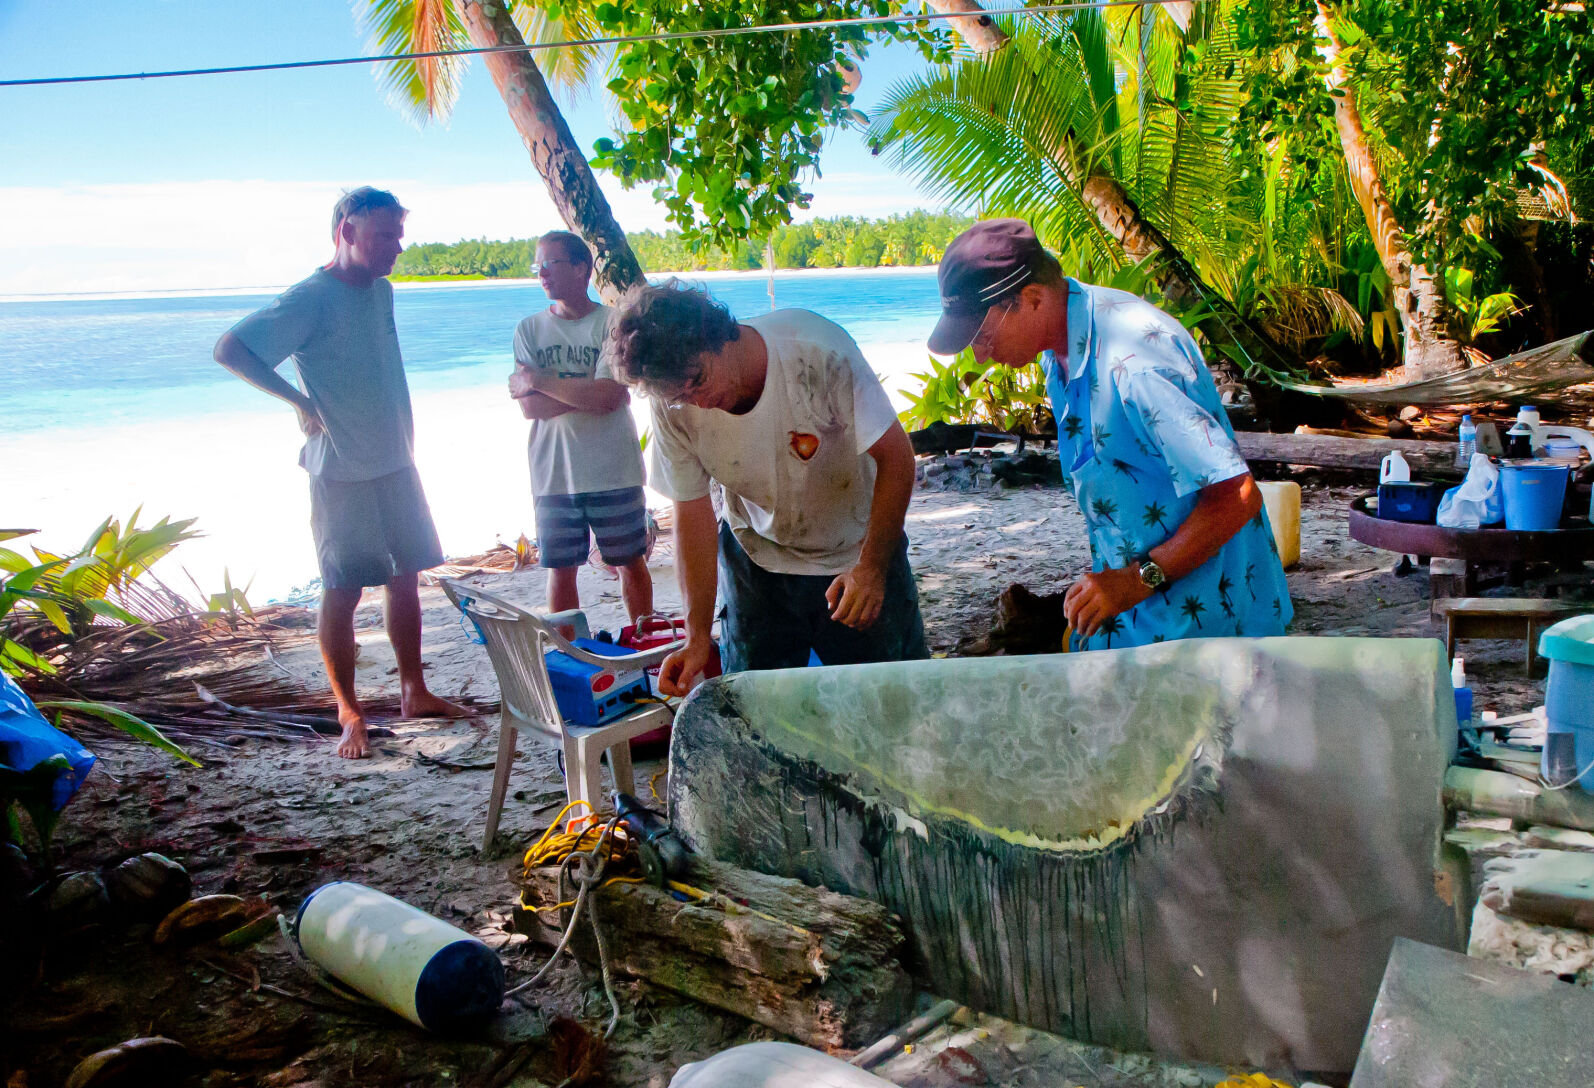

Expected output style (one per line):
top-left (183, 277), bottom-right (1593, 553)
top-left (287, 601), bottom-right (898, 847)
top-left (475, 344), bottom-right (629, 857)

top-left (927, 219), bottom-right (1291, 650)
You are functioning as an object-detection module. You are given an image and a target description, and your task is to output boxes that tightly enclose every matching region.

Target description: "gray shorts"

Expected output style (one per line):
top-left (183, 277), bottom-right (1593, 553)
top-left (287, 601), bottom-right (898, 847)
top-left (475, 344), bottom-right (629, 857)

top-left (534, 486), bottom-right (649, 569)
top-left (309, 466), bottom-right (445, 590)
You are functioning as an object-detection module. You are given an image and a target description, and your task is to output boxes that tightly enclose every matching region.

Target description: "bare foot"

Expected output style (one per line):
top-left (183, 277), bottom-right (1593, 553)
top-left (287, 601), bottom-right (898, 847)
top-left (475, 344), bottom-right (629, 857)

top-left (337, 714), bottom-right (370, 759)
top-left (401, 690), bottom-right (470, 720)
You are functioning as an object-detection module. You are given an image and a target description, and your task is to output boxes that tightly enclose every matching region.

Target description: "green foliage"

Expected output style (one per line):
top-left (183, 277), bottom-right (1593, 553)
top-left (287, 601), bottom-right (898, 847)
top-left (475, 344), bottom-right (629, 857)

top-left (0, 513), bottom-right (199, 679)
top-left (1443, 267), bottom-right (1522, 346)
top-left (589, 1), bottom-right (952, 249)
top-left (897, 348), bottom-right (1050, 435)
top-left (1, 755), bottom-right (70, 865)
top-left (1233, 0), bottom-right (1594, 270)
top-left (1, 515), bottom-right (202, 862)
top-left (392, 212), bottom-right (975, 278)
top-left (35, 701), bottom-right (199, 768)
top-left (0, 554), bottom-right (66, 677)
top-left (194, 569), bottom-right (255, 623)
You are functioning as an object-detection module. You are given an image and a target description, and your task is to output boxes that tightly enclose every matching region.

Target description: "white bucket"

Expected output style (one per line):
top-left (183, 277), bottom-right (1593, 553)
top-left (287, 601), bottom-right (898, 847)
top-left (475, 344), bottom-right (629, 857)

top-left (293, 881), bottom-right (504, 1031)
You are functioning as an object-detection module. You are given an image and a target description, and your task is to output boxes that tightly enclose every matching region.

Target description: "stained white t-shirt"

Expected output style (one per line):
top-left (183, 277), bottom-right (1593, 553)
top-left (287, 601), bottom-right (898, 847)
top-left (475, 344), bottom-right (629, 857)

top-left (512, 305), bottom-right (645, 497)
top-left (228, 268), bottom-right (414, 482)
top-left (647, 309), bottom-right (898, 576)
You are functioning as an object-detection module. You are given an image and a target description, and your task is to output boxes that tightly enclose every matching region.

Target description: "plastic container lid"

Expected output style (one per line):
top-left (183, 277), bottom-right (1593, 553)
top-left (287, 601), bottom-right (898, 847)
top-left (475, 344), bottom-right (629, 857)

top-left (1539, 614), bottom-right (1594, 665)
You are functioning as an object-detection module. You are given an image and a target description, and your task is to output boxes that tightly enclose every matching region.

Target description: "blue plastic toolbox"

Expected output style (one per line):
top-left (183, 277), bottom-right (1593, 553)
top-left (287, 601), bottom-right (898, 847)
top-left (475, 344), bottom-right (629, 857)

top-left (545, 639), bottom-right (652, 726)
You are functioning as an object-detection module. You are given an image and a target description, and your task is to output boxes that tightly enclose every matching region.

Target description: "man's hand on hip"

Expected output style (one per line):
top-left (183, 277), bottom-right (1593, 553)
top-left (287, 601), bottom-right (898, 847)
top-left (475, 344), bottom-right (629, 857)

top-left (657, 636), bottom-right (717, 697)
top-left (1064, 566), bottom-right (1151, 638)
top-left (826, 559), bottom-right (888, 630)
top-left (296, 402), bottom-right (326, 438)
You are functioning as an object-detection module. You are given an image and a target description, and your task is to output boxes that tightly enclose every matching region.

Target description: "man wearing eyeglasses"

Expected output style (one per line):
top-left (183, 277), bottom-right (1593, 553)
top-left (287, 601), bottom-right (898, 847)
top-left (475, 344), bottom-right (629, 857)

top-left (508, 231), bottom-right (652, 624)
top-left (929, 219), bottom-right (1291, 649)
top-left (213, 186), bottom-right (467, 759)
top-left (607, 281), bottom-right (927, 695)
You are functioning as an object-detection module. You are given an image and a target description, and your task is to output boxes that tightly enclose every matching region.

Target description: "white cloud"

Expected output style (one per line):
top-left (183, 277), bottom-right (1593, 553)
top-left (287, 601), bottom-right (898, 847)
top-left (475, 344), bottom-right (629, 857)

top-left (0, 176), bottom-right (675, 296)
top-left (0, 170), bottom-right (949, 297)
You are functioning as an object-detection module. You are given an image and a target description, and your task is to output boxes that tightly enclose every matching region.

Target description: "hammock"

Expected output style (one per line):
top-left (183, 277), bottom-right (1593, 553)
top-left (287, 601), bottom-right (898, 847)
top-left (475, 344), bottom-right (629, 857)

top-left (1281, 330), bottom-right (1594, 406)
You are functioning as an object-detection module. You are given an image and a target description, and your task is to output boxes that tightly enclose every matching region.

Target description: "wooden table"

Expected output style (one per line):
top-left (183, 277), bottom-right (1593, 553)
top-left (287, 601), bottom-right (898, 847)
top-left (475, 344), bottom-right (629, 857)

top-left (1347, 495), bottom-right (1594, 605)
top-left (1431, 596), bottom-right (1586, 673)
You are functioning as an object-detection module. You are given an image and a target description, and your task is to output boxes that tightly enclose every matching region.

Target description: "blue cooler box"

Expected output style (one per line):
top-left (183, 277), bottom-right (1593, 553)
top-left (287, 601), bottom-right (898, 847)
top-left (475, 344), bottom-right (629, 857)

top-left (546, 639), bottom-right (651, 726)
top-left (1376, 481), bottom-right (1447, 523)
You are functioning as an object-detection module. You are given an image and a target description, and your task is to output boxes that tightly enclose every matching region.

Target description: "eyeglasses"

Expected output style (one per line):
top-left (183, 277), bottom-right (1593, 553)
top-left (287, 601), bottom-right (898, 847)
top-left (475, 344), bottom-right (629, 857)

top-left (651, 371), bottom-right (707, 409)
top-left (970, 304), bottom-right (1012, 353)
top-left (532, 258), bottom-right (584, 275)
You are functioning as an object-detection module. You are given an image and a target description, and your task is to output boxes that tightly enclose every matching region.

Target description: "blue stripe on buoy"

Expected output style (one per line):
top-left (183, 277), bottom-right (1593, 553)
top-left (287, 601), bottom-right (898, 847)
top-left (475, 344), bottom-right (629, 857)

top-left (415, 939), bottom-right (507, 1032)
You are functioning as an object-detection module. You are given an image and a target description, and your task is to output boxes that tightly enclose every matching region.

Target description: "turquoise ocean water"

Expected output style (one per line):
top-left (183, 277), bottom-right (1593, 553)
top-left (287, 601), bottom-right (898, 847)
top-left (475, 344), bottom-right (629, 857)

top-left (0, 268), bottom-right (943, 438)
top-left (0, 268), bottom-right (944, 596)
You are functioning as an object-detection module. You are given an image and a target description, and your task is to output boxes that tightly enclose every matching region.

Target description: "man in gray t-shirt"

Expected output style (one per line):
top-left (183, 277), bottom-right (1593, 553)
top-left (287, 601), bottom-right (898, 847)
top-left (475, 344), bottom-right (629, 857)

top-left (213, 187), bottom-right (466, 759)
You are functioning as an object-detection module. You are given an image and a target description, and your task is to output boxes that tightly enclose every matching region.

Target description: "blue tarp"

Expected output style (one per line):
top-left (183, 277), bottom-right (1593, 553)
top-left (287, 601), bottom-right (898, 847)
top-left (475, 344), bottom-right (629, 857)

top-left (0, 672), bottom-right (95, 810)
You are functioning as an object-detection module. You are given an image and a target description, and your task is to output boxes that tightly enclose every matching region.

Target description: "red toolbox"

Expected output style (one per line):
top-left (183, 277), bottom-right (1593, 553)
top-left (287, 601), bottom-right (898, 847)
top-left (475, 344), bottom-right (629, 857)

top-left (619, 615), bottom-right (720, 756)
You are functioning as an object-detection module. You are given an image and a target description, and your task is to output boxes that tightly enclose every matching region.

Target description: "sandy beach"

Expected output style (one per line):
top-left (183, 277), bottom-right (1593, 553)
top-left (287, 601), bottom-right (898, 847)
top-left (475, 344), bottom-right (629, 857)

top-left (10, 475), bottom-right (1562, 1087)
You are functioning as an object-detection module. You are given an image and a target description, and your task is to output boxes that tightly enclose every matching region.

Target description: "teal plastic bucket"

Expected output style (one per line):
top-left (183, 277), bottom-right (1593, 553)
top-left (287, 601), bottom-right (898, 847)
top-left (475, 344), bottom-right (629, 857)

top-left (1540, 615), bottom-right (1594, 791)
top-left (1499, 461), bottom-right (1569, 531)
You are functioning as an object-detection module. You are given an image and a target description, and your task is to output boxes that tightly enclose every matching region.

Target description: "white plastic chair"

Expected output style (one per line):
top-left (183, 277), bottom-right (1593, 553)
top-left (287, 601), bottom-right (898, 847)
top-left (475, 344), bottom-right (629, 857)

top-left (441, 579), bottom-right (682, 850)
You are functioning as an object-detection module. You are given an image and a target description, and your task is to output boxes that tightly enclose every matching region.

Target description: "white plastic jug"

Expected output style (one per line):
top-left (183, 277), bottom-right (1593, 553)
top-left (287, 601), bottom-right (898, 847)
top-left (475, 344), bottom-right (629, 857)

top-left (1380, 450), bottom-right (1411, 484)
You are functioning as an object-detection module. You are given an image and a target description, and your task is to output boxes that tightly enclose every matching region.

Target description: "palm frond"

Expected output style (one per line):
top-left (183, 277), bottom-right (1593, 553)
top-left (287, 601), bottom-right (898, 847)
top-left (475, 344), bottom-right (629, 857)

top-left (510, 2), bottom-right (611, 100)
top-left (356, 0), bottom-right (470, 125)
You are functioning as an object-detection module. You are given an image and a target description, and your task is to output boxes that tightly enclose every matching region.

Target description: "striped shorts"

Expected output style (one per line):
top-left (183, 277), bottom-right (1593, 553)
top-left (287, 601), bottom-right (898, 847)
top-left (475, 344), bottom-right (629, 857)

top-left (534, 486), bottom-right (649, 569)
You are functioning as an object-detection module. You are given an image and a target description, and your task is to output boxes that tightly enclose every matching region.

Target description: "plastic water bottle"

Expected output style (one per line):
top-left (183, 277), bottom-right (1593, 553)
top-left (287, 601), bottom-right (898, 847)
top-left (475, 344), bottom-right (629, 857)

top-left (1452, 657), bottom-right (1473, 733)
top-left (1456, 414), bottom-right (1476, 469)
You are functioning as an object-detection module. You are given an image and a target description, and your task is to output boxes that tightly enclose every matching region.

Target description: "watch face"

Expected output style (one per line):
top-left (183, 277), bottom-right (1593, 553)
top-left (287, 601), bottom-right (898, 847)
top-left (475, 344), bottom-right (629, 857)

top-left (1140, 561), bottom-right (1165, 589)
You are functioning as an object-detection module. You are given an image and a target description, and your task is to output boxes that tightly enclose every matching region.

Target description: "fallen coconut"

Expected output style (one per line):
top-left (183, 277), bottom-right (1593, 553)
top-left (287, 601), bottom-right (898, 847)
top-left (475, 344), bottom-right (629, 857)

top-left (48, 871), bottom-right (111, 931)
top-left (63, 1036), bottom-right (189, 1088)
top-left (104, 853), bottom-right (191, 920)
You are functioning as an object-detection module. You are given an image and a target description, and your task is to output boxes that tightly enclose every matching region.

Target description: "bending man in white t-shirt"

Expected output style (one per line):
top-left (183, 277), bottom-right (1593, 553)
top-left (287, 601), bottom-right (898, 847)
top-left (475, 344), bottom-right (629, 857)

top-left (607, 281), bottom-right (928, 695)
top-left (508, 231), bottom-right (652, 621)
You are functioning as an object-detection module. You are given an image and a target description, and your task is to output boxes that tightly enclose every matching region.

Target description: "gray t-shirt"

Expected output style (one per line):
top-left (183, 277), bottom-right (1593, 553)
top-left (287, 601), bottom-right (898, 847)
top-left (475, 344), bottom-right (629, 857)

top-left (228, 268), bottom-right (415, 482)
top-left (512, 305), bottom-right (644, 497)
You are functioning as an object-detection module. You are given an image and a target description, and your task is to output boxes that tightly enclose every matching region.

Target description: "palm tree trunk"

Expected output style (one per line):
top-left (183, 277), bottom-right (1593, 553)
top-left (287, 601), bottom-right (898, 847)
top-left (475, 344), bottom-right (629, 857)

top-left (1314, 1), bottom-right (1463, 379)
top-left (457, 0), bottom-right (644, 301)
top-left (922, 0), bottom-right (1006, 53)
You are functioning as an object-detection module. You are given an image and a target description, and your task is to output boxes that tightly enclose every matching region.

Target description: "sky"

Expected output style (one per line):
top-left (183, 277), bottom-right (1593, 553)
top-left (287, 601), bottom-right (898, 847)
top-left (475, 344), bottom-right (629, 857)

top-left (0, 1), bottom-right (952, 296)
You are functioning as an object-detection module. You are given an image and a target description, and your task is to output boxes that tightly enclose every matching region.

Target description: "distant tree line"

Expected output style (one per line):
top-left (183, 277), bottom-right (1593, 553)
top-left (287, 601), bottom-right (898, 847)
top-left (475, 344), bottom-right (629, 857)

top-left (391, 210), bottom-right (975, 279)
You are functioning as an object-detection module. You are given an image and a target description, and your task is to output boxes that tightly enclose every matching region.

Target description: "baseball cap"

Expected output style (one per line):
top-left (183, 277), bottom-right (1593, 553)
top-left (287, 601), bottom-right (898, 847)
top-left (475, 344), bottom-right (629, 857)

top-left (928, 218), bottom-right (1044, 354)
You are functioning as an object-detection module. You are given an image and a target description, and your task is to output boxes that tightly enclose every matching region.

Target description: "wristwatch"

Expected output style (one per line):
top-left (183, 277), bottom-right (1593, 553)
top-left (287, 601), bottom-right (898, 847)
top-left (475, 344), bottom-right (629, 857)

top-left (1136, 558), bottom-right (1167, 591)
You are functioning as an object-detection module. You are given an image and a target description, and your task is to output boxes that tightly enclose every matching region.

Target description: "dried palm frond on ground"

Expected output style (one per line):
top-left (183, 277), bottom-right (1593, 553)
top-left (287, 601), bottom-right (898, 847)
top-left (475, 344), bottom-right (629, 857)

top-left (426, 535), bottom-right (538, 583)
top-left (12, 592), bottom-right (489, 749)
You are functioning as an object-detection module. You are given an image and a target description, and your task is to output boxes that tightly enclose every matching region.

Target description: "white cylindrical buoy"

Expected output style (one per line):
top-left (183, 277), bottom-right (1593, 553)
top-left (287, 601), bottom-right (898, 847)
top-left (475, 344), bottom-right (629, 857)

top-left (293, 882), bottom-right (504, 1031)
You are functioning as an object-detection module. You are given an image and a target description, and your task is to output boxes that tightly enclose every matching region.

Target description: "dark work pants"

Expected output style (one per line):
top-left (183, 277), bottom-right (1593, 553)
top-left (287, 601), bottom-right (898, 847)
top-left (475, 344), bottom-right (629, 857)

top-left (716, 520), bottom-right (930, 673)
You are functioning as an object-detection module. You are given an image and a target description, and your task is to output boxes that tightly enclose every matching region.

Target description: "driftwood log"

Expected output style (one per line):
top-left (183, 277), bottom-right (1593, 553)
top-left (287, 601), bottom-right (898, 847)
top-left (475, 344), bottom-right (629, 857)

top-left (1235, 431), bottom-right (1463, 478)
top-left (514, 858), bottom-right (913, 1050)
top-left (1480, 850), bottom-right (1594, 931)
top-left (1445, 767), bottom-right (1594, 834)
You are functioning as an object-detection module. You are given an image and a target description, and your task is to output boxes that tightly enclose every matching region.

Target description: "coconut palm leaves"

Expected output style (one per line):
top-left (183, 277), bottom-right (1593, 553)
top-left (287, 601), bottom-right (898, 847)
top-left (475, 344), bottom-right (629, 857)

top-left (357, 0), bottom-right (604, 123)
top-left (358, 0), bottom-right (471, 123)
top-left (870, 7), bottom-right (1245, 279)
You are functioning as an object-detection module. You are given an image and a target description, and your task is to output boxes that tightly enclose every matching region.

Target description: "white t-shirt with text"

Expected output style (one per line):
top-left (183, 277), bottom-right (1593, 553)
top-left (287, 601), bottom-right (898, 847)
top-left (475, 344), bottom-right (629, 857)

top-left (512, 305), bottom-right (645, 498)
top-left (647, 309), bottom-right (898, 576)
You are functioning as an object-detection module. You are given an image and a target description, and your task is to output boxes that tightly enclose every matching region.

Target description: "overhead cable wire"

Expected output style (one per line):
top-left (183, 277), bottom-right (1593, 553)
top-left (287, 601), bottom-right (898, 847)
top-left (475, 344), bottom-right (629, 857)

top-left (1, 0), bottom-right (1201, 88)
